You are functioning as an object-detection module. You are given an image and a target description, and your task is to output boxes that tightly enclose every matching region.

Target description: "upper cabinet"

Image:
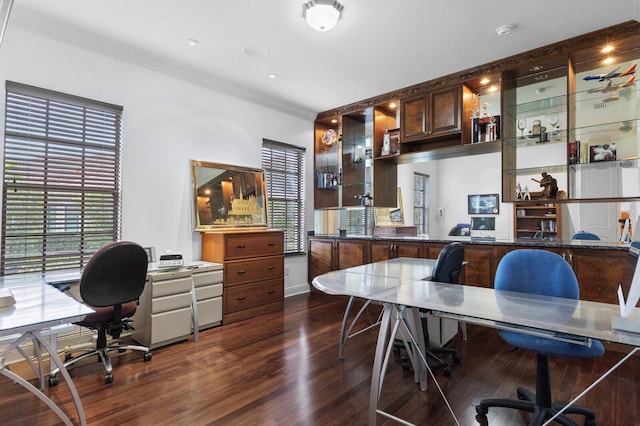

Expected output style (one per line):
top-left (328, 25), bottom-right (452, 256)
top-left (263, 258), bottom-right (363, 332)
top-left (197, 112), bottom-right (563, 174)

top-left (401, 85), bottom-right (462, 142)
top-left (314, 105), bottom-right (397, 209)
top-left (502, 29), bottom-right (640, 202)
top-left (315, 21), bottom-right (640, 207)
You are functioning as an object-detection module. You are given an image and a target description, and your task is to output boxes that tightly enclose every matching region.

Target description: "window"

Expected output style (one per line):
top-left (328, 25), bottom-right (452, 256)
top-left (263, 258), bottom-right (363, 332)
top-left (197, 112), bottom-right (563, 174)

top-left (261, 139), bottom-right (306, 255)
top-left (414, 173), bottom-right (429, 235)
top-left (2, 82), bottom-right (122, 275)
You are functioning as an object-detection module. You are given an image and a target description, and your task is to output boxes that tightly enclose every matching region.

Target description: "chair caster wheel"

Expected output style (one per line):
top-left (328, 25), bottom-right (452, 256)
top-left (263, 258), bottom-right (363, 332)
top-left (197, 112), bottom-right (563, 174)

top-left (48, 375), bottom-right (59, 387)
top-left (104, 373), bottom-right (113, 384)
top-left (143, 352), bottom-right (152, 362)
top-left (476, 405), bottom-right (488, 416)
top-left (443, 366), bottom-right (452, 377)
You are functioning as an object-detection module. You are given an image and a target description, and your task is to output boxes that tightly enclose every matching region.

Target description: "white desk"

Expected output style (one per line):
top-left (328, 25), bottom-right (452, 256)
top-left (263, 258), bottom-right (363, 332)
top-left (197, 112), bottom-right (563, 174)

top-left (0, 284), bottom-right (94, 426)
top-left (312, 257), bottom-right (640, 425)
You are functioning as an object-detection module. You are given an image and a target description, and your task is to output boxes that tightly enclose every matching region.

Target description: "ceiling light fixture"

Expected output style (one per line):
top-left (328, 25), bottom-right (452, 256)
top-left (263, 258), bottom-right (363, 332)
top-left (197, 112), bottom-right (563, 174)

top-left (496, 25), bottom-right (514, 37)
top-left (186, 39), bottom-right (199, 47)
top-left (303, 0), bottom-right (344, 32)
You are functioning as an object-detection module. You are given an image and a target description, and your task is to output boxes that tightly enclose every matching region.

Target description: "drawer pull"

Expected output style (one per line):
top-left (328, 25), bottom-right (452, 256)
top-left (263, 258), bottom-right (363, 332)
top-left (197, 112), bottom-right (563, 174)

top-left (237, 270), bottom-right (246, 275)
top-left (267, 290), bottom-right (276, 294)
top-left (268, 242), bottom-right (276, 247)
top-left (267, 266), bottom-right (276, 270)
top-left (236, 244), bottom-right (246, 249)
top-left (237, 296), bottom-right (246, 301)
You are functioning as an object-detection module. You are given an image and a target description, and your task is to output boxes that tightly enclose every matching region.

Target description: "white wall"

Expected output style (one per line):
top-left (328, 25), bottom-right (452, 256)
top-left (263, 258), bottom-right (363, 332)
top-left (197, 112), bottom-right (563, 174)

top-left (399, 152), bottom-right (511, 239)
top-left (0, 26), bottom-right (314, 296)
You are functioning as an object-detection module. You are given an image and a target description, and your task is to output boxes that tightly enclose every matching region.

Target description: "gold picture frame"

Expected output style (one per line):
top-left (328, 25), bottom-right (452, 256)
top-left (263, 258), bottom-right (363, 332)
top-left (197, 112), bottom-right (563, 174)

top-left (191, 160), bottom-right (268, 231)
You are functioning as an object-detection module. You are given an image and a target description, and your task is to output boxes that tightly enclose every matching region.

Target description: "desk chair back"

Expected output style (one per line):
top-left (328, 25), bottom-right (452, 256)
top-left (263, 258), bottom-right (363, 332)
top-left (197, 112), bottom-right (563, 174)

top-left (80, 241), bottom-right (148, 308)
top-left (571, 231), bottom-right (601, 241)
top-left (431, 242), bottom-right (464, 283)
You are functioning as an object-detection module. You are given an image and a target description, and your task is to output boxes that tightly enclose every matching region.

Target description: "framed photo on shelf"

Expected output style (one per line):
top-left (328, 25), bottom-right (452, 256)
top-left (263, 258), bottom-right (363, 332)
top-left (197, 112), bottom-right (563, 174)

top-left (388, 129), bottom-right (400, 156)
top-left (589, 144), bottom-right (616, 162)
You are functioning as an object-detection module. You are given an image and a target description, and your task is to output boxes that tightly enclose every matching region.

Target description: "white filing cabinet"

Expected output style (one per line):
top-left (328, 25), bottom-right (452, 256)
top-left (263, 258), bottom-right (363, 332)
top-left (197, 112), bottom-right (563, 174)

top-left (132, 269), bottom-right (194, 349)
top-left (131, 262), bottom-right (224, 349)
top-left (192, 263), bottom-right (223, 330)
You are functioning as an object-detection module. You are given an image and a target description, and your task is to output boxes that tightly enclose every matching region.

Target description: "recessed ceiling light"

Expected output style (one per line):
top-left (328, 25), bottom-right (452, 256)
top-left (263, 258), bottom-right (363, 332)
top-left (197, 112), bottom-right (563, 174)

top-left (480, 78), bottom-right (490, 85)
top-left (242, 44), bottom-right (269, 58)
top-left (530, 65), bottom-right (544, 72)
top-left (601, 45), bottom-right (614, 54)
top-left (603, 56), bottom-right (615, 65)
top-left (186, 39), bottom-right (199, 47)
top-left (496, 25), bottom-right (514, 37)
top-left (268, 73), bottom-right (278, 80)
top-left (389, 102), bottom-right (397, 109)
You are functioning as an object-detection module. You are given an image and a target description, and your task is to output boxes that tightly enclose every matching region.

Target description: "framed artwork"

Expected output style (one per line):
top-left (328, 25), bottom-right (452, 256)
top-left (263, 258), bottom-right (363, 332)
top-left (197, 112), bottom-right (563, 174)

top-left (191, 160), bottom-right (268, 231)
top-left (468, 193), bottom-right (500, 215)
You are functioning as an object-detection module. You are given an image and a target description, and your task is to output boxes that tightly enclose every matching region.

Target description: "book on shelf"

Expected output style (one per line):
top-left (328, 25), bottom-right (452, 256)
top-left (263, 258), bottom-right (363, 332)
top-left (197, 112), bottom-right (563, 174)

top-left (569, 141), bottom-right (592, 165)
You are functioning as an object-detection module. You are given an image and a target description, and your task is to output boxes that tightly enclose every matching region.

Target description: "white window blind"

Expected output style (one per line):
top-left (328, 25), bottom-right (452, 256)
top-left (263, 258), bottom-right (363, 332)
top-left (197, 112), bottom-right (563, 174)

top-left (2, 81), bottom-right (122, 275)
top-left (261, 139), bottom-right (306, 255)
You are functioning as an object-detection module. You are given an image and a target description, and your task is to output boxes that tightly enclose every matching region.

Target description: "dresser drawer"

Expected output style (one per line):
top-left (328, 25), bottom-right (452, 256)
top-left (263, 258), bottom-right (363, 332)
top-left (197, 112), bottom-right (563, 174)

top-left (224, 232), bottom-right (284, 260)
top-left (224, 278), bottom-right (283, 313)
top-left (225, 256), bottom-right (283, 286)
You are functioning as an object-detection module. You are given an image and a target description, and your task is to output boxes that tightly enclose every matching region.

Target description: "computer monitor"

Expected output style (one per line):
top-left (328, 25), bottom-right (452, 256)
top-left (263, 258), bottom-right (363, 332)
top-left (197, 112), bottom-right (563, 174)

top-left (470, 216), bottom-right (496, 240)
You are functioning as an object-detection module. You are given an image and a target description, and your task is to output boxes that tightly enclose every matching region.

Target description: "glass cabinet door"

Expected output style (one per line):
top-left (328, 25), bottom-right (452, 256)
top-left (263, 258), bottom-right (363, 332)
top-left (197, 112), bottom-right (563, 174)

top-left (569, 36), bottom-right (640, 200)
top-left (341, 109), bottom-right (373, 207)
top-left (502, 57), bottom-right (569, 202)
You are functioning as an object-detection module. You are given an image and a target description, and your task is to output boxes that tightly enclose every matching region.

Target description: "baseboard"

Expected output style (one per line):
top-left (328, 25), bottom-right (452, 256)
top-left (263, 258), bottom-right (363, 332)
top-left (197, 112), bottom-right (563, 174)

top-left (285, 283), bottom-right (310, 298)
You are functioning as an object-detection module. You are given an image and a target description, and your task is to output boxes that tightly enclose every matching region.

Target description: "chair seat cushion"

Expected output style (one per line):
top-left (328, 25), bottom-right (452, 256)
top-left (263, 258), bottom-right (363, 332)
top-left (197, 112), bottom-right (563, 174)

top-left (77, 301), bottom-right (138, 326)
top-left (499, 329), bottom-right (605, 358)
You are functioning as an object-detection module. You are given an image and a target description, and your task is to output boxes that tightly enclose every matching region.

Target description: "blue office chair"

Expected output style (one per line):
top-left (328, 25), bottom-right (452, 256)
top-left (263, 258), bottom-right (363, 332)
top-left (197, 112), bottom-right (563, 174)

top-left (476, 249), bottom-right (604, 426)
top-left (571, 231), bottom-right (601, 240)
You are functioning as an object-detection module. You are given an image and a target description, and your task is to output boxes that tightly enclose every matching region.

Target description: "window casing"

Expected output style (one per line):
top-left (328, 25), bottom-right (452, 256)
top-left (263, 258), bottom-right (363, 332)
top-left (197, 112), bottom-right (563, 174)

top-left (261, 139), bottom-right (306, 255)
top-left (414, 173), bottom-right (430, 235)
top-left (2, 82), bottom-right (122, 275)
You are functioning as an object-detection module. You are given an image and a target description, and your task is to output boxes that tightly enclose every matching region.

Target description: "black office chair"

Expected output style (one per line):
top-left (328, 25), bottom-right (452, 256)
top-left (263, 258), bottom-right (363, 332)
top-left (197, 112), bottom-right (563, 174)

top-left (49, 241), bottom-right (152, 386)
top-left (476, 249), bottom-right (605, 426)
top-left (418, 242), bottom-right (465, 376)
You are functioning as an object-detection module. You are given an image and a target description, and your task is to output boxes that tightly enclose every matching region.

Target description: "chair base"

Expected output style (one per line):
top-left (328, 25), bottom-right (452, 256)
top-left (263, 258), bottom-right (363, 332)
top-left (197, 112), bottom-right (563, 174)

top-left (49, 341), bottom-right (151, 386)
top-left (476, 386), bottom-right (597, 426)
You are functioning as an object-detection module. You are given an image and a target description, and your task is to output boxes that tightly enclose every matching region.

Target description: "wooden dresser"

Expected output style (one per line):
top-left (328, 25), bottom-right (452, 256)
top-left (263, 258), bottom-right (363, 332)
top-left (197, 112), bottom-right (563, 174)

top-left (201, 229), bottom-right (284, 324)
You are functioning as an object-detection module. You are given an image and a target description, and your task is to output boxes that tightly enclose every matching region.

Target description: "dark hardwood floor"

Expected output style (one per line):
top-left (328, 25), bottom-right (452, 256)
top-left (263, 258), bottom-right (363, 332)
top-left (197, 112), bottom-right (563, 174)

top-left (1, 292), bottom-right (639, 425)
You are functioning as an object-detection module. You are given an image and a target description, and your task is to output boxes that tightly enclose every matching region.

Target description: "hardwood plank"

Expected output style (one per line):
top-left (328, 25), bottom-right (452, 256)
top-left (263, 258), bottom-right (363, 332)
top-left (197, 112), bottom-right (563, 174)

top-left (0, 292), bottom-right (638, 425)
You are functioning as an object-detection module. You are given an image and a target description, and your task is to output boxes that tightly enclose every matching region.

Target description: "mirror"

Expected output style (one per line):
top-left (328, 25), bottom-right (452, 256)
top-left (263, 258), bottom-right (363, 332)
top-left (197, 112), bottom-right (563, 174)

top-left (191, 160), bottom-right (268, 231)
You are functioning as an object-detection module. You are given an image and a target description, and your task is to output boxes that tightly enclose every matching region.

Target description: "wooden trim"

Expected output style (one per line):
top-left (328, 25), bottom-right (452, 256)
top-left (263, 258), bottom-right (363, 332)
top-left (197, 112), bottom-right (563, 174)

top-left (316, 21), bottom-right (640, 120)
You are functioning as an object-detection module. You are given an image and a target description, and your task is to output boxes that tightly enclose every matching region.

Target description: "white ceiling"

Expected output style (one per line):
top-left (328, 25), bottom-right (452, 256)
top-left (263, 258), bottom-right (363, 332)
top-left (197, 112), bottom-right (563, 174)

top-left (6, 0), bottom-right (640, 119)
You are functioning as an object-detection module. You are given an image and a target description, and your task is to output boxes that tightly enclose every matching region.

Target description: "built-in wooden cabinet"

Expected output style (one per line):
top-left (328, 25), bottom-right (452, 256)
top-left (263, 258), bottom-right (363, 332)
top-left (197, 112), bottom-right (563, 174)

top-left (370, 240), bottom-right (423, 262)
top-left (309, 236), bottom-right (629, 303)
top-left (308, 237), bottom-right (370, 283)
top-left (313, 110), bottom-right (397, 209)
top-left (401, 85), bottom-right (462, 143)
top-left (202, 230), bottom-right (284, 324)
top-left (514, 193), bottom-right (562, 240)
